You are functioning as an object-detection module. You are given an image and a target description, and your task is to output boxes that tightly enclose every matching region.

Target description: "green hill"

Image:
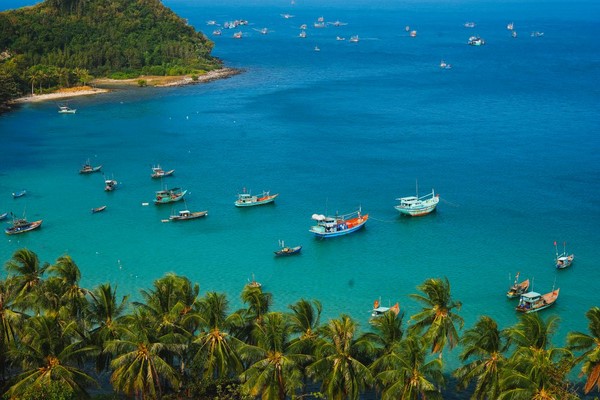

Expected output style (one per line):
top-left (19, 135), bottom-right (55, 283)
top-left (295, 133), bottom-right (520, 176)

top-left (0, 0), bottom-right (222, 104)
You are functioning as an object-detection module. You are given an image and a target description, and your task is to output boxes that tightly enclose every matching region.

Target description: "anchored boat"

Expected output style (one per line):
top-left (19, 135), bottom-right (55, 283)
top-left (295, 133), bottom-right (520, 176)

top-left (309, 208), bottom-right (368, 238)
top-left (234, 190), bottom-right (278, 207)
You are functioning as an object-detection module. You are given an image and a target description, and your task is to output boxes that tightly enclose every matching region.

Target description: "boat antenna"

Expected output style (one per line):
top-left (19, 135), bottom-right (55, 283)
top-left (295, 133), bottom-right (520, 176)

top-left (554, 240), bottom-right (558, 260)
top-left (416, 179), bottom-right (419, 198)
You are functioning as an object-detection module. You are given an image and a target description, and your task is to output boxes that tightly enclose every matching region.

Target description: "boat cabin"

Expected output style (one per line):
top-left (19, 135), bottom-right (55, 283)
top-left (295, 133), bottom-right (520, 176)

top-left (517, 291), bottom-right (541, 309)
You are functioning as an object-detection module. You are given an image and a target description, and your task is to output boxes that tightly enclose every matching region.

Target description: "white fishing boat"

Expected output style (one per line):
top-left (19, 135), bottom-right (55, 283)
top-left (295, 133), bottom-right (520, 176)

top-left (554, 241), bottom-right (574, 269)
top-left (299, 30), bottom-right (307, 38)
top-left (468, 36), bottom-right (485, 46)
top-left (507, 22), bottom-right (514, 30)
top-left (440, 60), bottom-right (452, 69)
top-left (58, 105), bottom-right (76, 114)
top-left (349, 35), bottom-right (359, 43)
top-left (464, 22), bottom-right (476, 28)
top-left (371, 299), bottom-right (400, 318)
top-left (336, 36), bottom-right (346, 41)
top-left (394, 182), bottom-right (439, 216)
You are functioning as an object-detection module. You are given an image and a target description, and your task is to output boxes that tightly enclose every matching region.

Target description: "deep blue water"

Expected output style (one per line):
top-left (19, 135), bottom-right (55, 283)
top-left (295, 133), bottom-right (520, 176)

top-left (1, 0), bottom-right (600, 384)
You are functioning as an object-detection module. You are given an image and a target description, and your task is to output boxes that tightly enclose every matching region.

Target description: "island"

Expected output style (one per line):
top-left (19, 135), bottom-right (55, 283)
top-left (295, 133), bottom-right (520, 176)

top-left (0, 0), bottom-right (233, 109)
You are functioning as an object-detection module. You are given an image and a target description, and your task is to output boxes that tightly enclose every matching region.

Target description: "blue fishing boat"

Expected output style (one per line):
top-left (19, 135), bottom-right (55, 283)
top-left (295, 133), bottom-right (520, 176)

top-left (154, 187), bottom-right (187, 204)
top-left (5, 217), bottom-right (43, 235)
top-left (12, 190), bottom-right (26, 198)
top-left (309, 208), bottom-right (368, 238)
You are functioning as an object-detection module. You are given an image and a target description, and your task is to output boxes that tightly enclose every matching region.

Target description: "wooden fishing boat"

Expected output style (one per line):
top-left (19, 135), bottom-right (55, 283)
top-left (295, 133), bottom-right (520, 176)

top-left (169, 209), bottom-right (208, 221)
top-left (554, 241), bottom-right (574, 269)
top-left (395, 181), bottom-right (439, 216)
top-left (506, 272), bottom-right (530, 298)
top-left (79, 160), bottom-right (102, 174)
top-left (234, 190), bottom-right (279, 207)
top-left (154, 187), bottom-right (187, 204)
top-left (274, 240), bottom-right (302, 256)
top-left (516, 288), bottom-right (559, 313)
top-left (151, 165), bottom-right (175, 179)
top-left (371, 299), bottom-right (400, 318)
top-left (91, 205), bottom-right (107, 213)
top-left (246, 274), bottom-right (262, 289)
top-left (309, 208), bottom-right (368, 238)
top-left (5, 218), bottom-right (43, 235)
top-left (12, 190), bottom-right (26, 198)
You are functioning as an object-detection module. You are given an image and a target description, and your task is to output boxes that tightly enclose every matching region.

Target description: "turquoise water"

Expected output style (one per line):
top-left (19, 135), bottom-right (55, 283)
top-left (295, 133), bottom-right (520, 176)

top-left (2, 0), bottom-right (600, 375)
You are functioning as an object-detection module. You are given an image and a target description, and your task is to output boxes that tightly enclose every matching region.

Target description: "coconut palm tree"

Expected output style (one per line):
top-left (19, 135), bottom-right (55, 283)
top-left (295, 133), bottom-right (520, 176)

top-left (234, 285), bottom-right (273, 343)
top-left (0, 279), bottom-right (26, 382)
top-left (87, 283), bottom-right (129, 373)
top-left (45, 255), bottom-right (89, 320)
top-left (240, 311), bottom-right (309, 399)
top-left (308, 314), bottom-right (375, 400)
top-left (5, 315), bottom-right (97, 398)
top-left (4, 248), bottom-right (47, 312)
top-left (454, 315), bottom-right (508, 399)
top-left (366, 307), bottom-right (404, 355)
top-left (287, 298), bottom-right (323, 354)
top-left (409, 277), bottom-right (464, 354)
top-left (106, 310), bottom-right (181, 400)
top-left (567, 306), bottom-right (600, 394)
top-left (371, 333), bottom-right (443, 400)
top-left (500, 313), bottom-right (576, 399)
top-left (190, 291), bottom-right (244, 381)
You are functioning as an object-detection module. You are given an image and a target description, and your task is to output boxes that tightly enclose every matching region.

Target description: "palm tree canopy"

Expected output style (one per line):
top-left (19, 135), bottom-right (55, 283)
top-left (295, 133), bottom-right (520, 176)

top-left (567, 306), bottom-right (600, 394)
top-left (409, 277), bottom-right (464, 353)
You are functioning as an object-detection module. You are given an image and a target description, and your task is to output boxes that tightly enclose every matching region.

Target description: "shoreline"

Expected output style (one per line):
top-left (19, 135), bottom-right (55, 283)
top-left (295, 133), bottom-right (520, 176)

top-left (9, 67), bottom-right (242, 105)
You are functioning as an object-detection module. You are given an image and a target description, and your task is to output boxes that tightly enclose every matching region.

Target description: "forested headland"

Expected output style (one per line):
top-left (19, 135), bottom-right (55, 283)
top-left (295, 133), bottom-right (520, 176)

top-left (1, 248), bottom-right (599, 399)
top-left (0, 0), bottom-right (222, 106)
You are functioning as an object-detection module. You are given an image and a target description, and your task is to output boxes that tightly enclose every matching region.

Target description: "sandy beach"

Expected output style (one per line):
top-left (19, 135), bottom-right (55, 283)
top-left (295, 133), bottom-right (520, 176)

top-left (10, 67), bottom-right (242, 104)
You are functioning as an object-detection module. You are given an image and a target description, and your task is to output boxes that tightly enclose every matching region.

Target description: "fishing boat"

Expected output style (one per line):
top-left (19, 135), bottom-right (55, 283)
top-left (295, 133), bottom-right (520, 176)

top-left (234, 190), bottom-right (278, 207)
top-left (91, 205), bottom-right (107, 213)
top-left (464, 21), bottom-right (476, 28)
top-left (395, 182), bottom-right (439, 216)
top-left (371, 299), bottom-right (400, 318)
top-left (0, 212), bottom-right (7, 220)
top-left (554, 241), bottom-right (574, 269)
top-left (58, 105), bottom-right (76, 114)
top-left (233, 31), bottom-right (242, 39)
top-left (246, 274), bottom-right (262, 289)
top-left (314, 46), bottom-right (320, 52)
top-left (5, 217), bottom-right (43, 235)
top-left (154, 187), bottom-right (187, 204)
top-left (468, 36), bottom-right (485, 46)
top-left (410, 30), bottom-right (417, 37)
top-left (79, 160), bottom-right (102, 174)
top-left (506, 272), bottom-right (530, 298)
top-left (440, 60), bottom-right (452, 69)
top-left (349, 35), bottom-right (359, 43)
top-left (274, 240), bottom-right (302, 256)
top-left (506, 22), bottom-right (514, 30)
top-left (299, 30), bottom-right (307, 38)
top-left (516, 288), bottom-right (559, 313)
top-left (104, 179), bottom-right (117, 191)
top-left (512, 31), bottom-right (518, 38)
top-left (169, 209), bottom-right (208, 221)
top-left (150, 165), bottom-right (175, 179)
top-left (12, 190), bottom-right (26, 198)
top-left (309, 208), bottom-right (368, 238)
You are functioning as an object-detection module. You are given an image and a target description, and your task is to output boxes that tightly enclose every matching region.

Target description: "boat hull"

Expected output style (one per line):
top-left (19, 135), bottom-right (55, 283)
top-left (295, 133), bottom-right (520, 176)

top-left (5, 220), bottom-right (43, 235)
top-left (92, 206), bottom-right (107, 213)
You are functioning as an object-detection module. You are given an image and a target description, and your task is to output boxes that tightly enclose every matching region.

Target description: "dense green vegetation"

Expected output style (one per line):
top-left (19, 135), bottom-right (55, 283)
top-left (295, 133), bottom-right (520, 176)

top-left (1, 248), bottom-right (599, 399)
top-left (0, 0), bottom-right (221, 105)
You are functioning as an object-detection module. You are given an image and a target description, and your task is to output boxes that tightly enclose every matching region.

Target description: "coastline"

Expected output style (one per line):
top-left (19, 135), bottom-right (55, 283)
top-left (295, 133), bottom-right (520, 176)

top-left (9, 67), bottom-right (242, 105)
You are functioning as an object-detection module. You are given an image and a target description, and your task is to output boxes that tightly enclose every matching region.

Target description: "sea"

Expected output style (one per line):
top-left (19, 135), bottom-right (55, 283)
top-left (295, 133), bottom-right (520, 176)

top-left (1, 0), bottom-right (600, 390)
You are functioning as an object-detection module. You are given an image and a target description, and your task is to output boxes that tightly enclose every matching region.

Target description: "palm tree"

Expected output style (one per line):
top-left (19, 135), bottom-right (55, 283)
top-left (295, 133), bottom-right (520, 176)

top-left (366, 307), bottom-right (404, 355)
top-left (240, 312), bottom-right (309, 399)
top-left (106, 311), bottom-right (181, 400)
top-left (567, 306), bottom-right (600, 394)
top-left (5, 315), bottom-right (97, 398)
top-left (500, 313), bottom-right (576, 399)
top-left (454, 315), bottom-right (508, 399)
top-left (4, 248), bottom-right (47, 312)
top-left (409, 277), bottom-right (464, 354)
top-left (287, 298), bottom-right (323, 354)
top-left (307, 314), bottom-right (375, 400)
top-left (190, 291), bottom-right (244, 381)
top-left (87, 283), bottom-right (129, 372)
top-left (0, 279), bottom-right (26, 382)
top-left (234, 285), bottom-right (273, 343)
top-left (371, 334), bottom-right (443, 400)
top-left (45, 255), bottom-right (89, 319)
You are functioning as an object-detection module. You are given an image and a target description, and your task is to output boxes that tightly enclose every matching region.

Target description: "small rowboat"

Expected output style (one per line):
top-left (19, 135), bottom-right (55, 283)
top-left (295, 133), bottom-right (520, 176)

top-left (12, 190), bottom-right (26, 198)
top-left (91, 205), bottom-right (107, 213)
top-left (0, 212), bottom-right (8, 220)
